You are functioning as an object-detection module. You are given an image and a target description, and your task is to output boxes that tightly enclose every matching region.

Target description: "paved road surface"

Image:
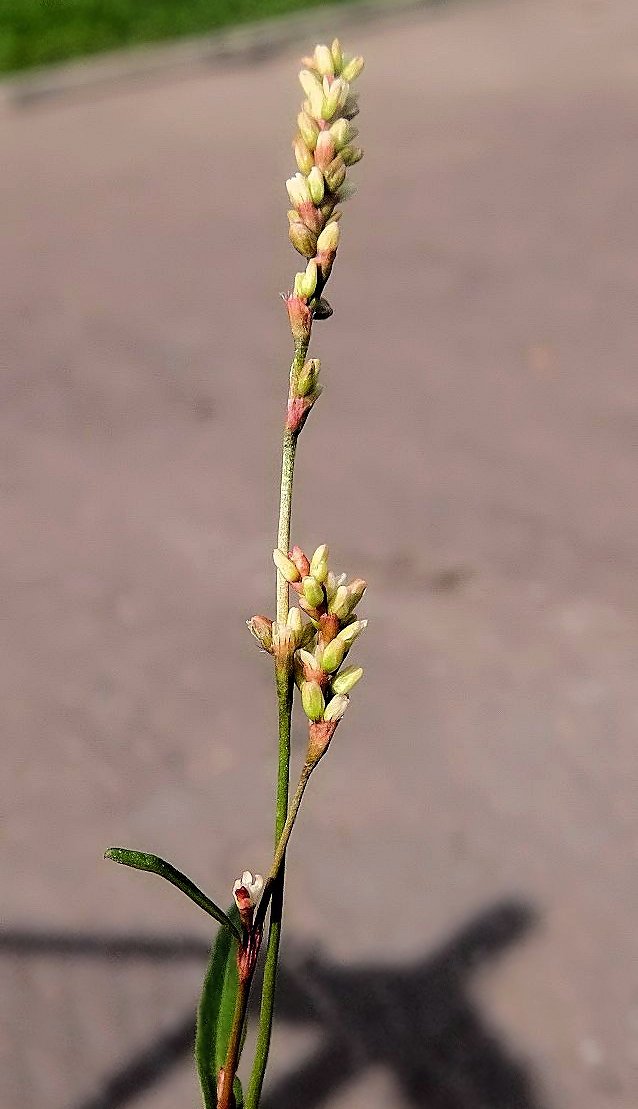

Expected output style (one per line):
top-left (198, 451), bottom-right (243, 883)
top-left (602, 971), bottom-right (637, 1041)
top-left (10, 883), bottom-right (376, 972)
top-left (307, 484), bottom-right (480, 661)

top-left (1, 1), bottom-right (637, 1107)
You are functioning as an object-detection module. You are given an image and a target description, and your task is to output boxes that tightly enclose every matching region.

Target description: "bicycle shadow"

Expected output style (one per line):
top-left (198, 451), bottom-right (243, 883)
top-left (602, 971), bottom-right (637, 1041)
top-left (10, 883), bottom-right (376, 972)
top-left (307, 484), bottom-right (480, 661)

top-left (1, 898), bottom-right (546, 1109)
top-left (262, 899), bottom-right (545, 1109)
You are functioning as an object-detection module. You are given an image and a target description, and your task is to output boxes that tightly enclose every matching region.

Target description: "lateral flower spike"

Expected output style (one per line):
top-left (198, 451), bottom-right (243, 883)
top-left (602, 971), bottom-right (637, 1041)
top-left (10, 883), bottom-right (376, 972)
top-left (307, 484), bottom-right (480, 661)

top-left (285, 41), bottom-right (365, 329)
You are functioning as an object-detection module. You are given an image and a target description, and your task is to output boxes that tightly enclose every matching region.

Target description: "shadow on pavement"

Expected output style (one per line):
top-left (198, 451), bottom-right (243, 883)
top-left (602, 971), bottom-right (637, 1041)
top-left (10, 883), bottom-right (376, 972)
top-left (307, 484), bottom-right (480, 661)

top-left (1, 899), bottom-right (545, 1109)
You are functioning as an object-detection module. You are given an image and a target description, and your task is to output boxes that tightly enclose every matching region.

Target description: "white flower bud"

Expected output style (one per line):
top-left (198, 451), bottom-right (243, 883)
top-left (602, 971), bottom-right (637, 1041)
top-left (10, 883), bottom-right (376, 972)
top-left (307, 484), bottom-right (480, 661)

top-left (286, 173), bottom-right (311, 208)
top-left (314, 44), bottom-right (334, 77)
top-left (323, 694), bottom-right (350, 722)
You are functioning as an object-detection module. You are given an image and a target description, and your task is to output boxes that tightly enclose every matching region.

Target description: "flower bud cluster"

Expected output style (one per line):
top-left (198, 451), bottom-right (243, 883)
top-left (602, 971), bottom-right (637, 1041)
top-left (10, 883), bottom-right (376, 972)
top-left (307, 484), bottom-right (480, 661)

top-left (248, 543), bottom-right (367, 762)
top-left (287, 542), bottom-right (367, 763)
top-left (285, 40), bottom-right (364, 338)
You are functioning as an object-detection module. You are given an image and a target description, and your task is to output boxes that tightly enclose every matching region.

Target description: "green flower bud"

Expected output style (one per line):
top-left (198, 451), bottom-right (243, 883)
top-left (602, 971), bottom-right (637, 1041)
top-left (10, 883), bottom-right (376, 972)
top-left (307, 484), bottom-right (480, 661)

top-left (310, 543), bottom-right (329, 583)
top-left (341, 56), bottom-right (364, 82)
top-left (307, 166), bottom-right (325, 205)
top-left (324, 155), bottom-right (346, 193)
top-left (314, 44), bottom-right (334, 77)
top-left (322, 78), bottom-right (349, 121)
top-left (321, 636), bottom-right (347, 673)
top-left (297, 110), bottom-right (319, 150)
top-left (341, 145), bottom-right (364, 167)
top-left (329, 118), bottom-right (357, 150)
top-left (273, 548), bottom-right (301, 582)
top-left (302, 575), bottom-right (324, 608)
top-left (300, 259), bottom-right (318, 299)
top-left (330, 38), bottom-right (343, 74)
top-left (317, 221), bottom-right (340, 254)
top-left (294, 135), bottom-right (314, 175)
top-left (348, 578), bottom-right (367, 609)
top-left (328, 585), bottom-right (350, 619)
top-left (301, 679), bottom-right (325, 722)
top-left (295, 357), bottom-right (320, 397)
top-left (331, 665), bottom-right (363, 695)
top-left (336, 618), bottom-right (367, 648)
top-left (289, 220), bottom-right (317, 258)
top-left (323, 693), bottom-right (350, 722)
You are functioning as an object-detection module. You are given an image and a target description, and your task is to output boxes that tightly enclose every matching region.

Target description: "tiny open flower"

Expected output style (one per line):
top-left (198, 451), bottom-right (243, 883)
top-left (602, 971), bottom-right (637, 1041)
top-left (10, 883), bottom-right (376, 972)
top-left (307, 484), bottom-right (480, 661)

top-left (233, 870), bottom-right (264, 913)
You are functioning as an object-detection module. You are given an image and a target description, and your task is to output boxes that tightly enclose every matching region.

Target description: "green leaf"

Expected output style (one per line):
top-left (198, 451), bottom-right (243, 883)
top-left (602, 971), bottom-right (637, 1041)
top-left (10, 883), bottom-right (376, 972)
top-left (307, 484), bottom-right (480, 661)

top-left (196, 905), bottom-right (242, 1108)
top-left (105, 848), bottom-right (240, 940)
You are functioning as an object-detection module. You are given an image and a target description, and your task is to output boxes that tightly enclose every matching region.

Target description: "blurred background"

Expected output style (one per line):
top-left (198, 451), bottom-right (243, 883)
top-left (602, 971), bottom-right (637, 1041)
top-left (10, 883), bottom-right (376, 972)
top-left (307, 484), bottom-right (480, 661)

top-left (1, 0), bottom-right (637, 1107)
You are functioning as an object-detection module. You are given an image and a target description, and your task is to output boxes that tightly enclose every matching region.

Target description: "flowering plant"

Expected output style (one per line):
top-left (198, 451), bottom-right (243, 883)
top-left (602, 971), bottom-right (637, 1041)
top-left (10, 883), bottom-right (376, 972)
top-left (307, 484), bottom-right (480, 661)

top-left (105, 38), bottom-right (366, 1109)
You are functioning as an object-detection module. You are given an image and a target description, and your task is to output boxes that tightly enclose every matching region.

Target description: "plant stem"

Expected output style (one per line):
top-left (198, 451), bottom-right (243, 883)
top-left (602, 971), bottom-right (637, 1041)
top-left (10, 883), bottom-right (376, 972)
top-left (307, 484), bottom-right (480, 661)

top-left (218, 974), bottom-right (250, 1109)
top-left (276, 427), bottom-right (298, 623)
top-left (270, 761), bottom-right (313, 880)
top-left (246, 339), bottom-right (309, 1109)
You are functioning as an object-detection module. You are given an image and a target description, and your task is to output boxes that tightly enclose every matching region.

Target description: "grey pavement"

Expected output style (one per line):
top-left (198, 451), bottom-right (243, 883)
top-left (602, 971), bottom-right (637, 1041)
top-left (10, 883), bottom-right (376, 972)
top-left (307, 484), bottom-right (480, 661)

top-left (1, 0), bottom-right (638, 1107)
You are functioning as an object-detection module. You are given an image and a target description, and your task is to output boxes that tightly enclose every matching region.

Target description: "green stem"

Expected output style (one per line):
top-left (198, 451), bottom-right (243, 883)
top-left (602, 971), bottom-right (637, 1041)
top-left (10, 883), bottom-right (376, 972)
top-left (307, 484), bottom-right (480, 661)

top-left (270, 761), bottom-right (313, 881)
top-left (246, 339), bottom-right (309, 1109)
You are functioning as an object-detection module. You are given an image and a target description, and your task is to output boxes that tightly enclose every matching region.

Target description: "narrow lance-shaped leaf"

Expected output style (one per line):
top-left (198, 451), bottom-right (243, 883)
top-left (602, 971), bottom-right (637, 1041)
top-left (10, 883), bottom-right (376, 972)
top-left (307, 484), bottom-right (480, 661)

top-left (105, 848), bottom-right (240, 940)
top-left (196, 904), bottom-right (243, 1108)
